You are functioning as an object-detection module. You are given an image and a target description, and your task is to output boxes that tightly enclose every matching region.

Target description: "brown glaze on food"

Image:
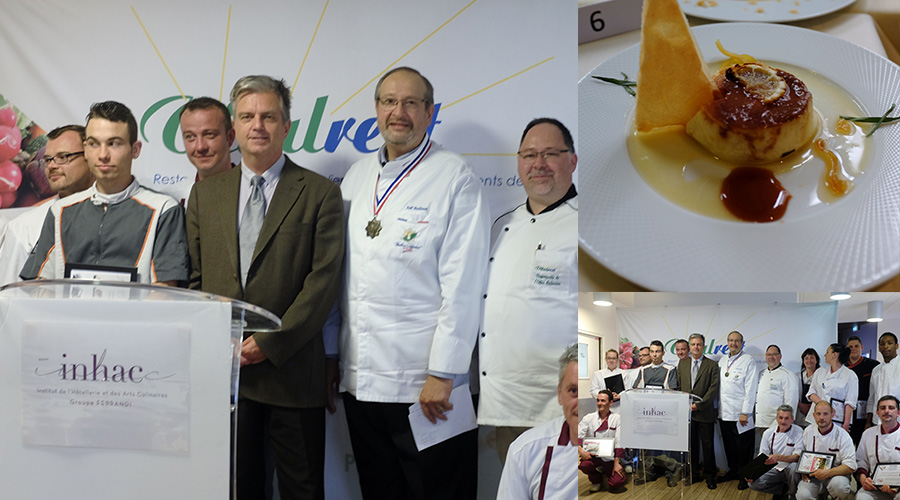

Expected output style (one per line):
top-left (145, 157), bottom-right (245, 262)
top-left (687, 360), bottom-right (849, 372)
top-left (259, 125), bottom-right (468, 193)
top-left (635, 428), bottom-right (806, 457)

top-left (706, 67), bottom-right (812, 129)
top-left (721, 166), bottom-right (792, 222)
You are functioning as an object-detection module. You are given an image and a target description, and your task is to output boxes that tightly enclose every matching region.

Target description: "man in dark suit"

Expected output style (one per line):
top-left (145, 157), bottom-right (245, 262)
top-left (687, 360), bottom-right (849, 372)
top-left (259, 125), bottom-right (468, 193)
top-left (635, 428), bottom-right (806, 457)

top-left (676, 333), bottom-right (720, 490)
top-left (186, 75), bottom-right (344, 500)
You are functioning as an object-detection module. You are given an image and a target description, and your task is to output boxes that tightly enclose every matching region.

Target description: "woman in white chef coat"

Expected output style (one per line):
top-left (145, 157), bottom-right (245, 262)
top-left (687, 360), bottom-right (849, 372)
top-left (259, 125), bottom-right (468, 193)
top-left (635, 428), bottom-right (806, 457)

top-left (806, 343), bottom-right (858, 432)
top-left (797, 348), bottom-right (820, 427)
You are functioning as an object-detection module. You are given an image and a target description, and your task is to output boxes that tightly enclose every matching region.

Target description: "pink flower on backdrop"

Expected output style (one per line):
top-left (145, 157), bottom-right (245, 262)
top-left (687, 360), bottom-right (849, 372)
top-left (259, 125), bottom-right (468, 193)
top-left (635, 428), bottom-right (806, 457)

top-left (619, 340), bottom-right (634, 370)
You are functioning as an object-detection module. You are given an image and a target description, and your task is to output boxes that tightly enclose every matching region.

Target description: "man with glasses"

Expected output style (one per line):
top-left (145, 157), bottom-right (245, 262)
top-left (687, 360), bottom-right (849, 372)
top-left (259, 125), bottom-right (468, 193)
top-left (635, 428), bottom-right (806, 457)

top-left (755, 345), bottom-right (800, 450)
top-left (0, 125), bottom-right (94, 285)
top-left (340, 67), bottom-right (489, 500)
top-left (478, 118), bottom-right (577, 464)
top-left (22, 102), bottom-right (188, 285)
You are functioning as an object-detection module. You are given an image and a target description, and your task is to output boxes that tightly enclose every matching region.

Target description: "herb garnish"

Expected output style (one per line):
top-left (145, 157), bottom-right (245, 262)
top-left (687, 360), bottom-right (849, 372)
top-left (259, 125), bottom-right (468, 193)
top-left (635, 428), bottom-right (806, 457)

top-left (839, 104), bottom-right (899, 137)
top-left (593, 73), bottom-right (637, 96)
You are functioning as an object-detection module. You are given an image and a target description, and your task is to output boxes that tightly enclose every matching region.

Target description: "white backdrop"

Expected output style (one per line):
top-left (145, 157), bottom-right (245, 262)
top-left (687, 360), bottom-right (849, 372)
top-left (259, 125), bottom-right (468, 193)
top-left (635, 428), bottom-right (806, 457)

top-left (616, 301), bottom-right (838, 373)
top-left (0, 0), bottom-right (575, 221)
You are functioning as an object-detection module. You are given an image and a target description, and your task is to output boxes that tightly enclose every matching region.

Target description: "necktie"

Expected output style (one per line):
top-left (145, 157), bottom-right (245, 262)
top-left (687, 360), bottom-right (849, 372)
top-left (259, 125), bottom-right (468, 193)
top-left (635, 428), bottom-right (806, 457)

top-left (691, 359), bottom-right (699, 387)
top-left (239, 175), bottom-right (265, 286)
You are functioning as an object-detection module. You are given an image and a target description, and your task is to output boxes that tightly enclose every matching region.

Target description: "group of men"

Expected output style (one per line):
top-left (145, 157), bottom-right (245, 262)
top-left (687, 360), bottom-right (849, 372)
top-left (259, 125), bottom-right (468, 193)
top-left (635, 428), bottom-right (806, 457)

top-left (0, 67), bottom-right (577, 500)
top-left (582, 331), bottom-right (900, 500)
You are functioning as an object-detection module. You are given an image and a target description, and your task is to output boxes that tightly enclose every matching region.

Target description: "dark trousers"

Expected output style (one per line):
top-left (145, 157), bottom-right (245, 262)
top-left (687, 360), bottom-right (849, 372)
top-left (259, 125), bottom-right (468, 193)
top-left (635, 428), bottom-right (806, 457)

top-left (343, 393), bottom-right (477, 500)
top-left (236, 398), bottom-right (325, 500)
top-left (689, 420), bottom-right (716, 479)
top-left (850, 417), bottom-right (867, 446)
top-left (719, 419), bottom-right (753, 474)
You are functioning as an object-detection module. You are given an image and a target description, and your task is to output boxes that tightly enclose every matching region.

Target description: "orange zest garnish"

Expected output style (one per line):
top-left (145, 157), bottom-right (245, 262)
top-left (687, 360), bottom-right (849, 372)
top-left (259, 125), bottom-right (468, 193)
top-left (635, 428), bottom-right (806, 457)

top-left (812, 139), bottom-right (851, 196)
top-left (835, 118), bottom-right (854, 135)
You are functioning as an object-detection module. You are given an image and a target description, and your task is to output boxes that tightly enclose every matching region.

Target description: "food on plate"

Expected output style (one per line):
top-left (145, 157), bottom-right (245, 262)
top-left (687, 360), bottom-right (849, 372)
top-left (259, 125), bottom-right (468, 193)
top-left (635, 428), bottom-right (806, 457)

top-left (634, 0), bottom-right (716, 132)
top-left (685, 62), bottom-right (818, 163)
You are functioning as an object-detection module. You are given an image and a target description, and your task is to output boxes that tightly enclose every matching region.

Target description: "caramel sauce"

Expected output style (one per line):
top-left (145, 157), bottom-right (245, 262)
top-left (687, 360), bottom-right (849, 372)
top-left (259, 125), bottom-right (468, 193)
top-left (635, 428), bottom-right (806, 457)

top-left (835, 118), bottom-right (854, 135)
top-left (627, 61), bottom-right (869, 222)
top-left (721, 167), bottom-right (791, 222)
top-left (705, 67), bottom-right (811, 129)
top-left (813, 138), bottom-right (851, 196)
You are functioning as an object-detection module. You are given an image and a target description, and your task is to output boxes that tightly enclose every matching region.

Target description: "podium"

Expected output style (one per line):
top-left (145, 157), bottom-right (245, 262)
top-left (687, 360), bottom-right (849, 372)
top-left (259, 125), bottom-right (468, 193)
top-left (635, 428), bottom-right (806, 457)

top-left (0, 280), bottom-right (280, 500)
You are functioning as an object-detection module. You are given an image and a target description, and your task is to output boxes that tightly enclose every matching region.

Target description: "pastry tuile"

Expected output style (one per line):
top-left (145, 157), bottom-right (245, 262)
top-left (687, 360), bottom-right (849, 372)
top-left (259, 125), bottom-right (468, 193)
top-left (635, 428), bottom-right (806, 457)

top-left (634, 0), bottom-right (716, 133)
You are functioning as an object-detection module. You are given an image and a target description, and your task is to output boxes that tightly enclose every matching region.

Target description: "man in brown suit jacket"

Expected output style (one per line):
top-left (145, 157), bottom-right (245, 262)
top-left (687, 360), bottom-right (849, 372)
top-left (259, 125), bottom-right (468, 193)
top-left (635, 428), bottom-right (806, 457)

top-left (186, 75), bottom-right (344, 500)
top-left (676, 333), bottom-right (720, 490)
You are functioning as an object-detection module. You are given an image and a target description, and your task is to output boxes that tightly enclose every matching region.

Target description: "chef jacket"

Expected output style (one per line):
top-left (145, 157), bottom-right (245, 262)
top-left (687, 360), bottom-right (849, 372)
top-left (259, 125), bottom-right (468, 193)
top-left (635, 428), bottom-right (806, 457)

top-left (756, 365), bottom-right (801, 428)
top-left (339, 137), bottom-right (490, 402)
top-left (478, 195), bottom-right (576, 426)
top-left (806, 365), bottom-right (858, 425)
top-left (497, 416), bottom-right (576, 500)
top-left (718, 351), bottom-right (759, 421)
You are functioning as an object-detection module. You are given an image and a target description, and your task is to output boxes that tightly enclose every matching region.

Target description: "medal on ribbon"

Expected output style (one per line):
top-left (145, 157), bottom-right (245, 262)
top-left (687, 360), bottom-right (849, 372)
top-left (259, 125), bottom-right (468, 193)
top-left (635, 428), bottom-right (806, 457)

top-left (368, 139), bottom-right (432, 238)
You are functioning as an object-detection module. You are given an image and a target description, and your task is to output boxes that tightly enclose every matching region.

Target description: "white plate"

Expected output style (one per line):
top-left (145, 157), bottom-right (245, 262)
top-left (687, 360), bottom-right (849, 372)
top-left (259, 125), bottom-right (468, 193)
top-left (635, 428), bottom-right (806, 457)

top-left (578, 23), bottom-right (900, 291)
top-left (682, 0), bottom-right (855, 23)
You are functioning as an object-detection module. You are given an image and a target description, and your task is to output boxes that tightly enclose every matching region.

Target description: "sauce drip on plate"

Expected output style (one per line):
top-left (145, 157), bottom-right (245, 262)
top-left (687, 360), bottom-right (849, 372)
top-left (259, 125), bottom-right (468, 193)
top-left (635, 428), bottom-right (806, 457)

top-left (721, 166), bottom-right (791, 222)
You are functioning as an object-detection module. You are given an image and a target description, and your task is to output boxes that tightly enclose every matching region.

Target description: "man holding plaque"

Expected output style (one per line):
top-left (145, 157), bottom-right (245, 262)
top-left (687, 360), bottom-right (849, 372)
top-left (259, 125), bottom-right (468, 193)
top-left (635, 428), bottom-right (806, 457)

top-left (856, 395), bottom-right (900, 500)
top-left (718, 330), bottom-right (759, 490)
top-left (340, 67), bottom-right (489, 500)
top-left (676, 333), bottom-right (719, 489)
top-left (747, 405), bottom-right (803, 499)
top-left (796, 400), bottom-right (856, 500)
top-left (590, 349), bottom-right (625, 412)
top-left (578, 390), bottom-right (625, 493)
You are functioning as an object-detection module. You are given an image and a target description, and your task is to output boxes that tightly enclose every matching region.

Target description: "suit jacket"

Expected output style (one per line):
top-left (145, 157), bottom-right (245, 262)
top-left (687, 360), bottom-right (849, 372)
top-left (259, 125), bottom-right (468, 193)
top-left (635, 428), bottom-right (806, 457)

top-left (677, 356), bottom-right (720, 423)
top-left (186, 157), bottom-right (345, 408)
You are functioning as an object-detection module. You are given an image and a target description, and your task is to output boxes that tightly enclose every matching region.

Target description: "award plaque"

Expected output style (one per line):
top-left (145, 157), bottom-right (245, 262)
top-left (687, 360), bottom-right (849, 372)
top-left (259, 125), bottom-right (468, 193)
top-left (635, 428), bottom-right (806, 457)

top-left (830, 398), bottom-right (845, 424)
top-left (797, 451), bottom-right (836, 474)
top-left (583, 437), bottom-right (615, 458)
top-left (65, 262), bottom-right (137, 282)
top-left (872, 463), bottom-right (900, 488)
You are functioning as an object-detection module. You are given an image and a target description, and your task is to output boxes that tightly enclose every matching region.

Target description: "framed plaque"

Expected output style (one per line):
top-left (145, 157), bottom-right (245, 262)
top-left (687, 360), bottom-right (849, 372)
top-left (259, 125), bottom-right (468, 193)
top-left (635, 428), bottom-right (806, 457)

top-left (873, 463), bottom-right (900, 488)
top-left (830, 398), bottom-right (845, 424)
top-left (604, 374), bottom-right (625, 394)
top-left (797, 451), bottom-right (836, 474)
top-left (583, 437), bottom-right (615, 458)
top-left (65, 262), bottom-right (137, 282)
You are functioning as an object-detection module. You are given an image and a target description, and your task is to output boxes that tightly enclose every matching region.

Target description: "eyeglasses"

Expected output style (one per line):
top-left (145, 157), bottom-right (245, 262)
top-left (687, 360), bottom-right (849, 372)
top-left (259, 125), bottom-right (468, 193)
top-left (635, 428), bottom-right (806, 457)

top-left (517, 149), bottom-right (570, 163)
top-left (40, 151), bottom-right (85, 168)
top-left (377, 97), bottom-right (427, 111)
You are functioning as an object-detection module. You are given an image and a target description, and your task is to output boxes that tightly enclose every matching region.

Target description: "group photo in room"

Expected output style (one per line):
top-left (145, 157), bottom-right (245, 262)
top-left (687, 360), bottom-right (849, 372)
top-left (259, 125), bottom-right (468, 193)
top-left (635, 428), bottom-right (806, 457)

top-left (577, 292), bottom-right (900, 500)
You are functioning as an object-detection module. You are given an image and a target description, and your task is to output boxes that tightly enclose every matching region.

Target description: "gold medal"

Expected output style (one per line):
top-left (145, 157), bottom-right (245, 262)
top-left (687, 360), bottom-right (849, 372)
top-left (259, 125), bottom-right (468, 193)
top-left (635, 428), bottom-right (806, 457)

top-left (366, 217), bottom-right (382, 238)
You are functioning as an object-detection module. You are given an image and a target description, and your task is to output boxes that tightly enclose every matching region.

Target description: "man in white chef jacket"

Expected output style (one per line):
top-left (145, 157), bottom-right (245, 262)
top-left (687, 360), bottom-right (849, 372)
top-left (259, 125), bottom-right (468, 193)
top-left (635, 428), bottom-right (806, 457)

top-left (796, 400), bottom-right (856, 500)
top-left (497, 344), bottom-right (577, 500)
top-left (747, 405), bottom-right (803, 499)
top-left (755, 345), bottom-right (801, 449)
top-left (339, 67), bottom-right (490, 500)
top-left (857, 395), bottom-right (900, 500)
top-left (478, 118), bottom-right (577, 463)
top-left (718, 330), bottom-right (759, 490)
top-left (868, 333), bottom-right (900, 428)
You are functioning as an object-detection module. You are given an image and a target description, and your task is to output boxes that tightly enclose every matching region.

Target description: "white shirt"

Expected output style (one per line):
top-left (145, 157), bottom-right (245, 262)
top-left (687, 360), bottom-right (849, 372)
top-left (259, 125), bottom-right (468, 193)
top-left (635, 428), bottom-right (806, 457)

top-left (868, 360), bottom-right (900, 425)
top-left (857, 422), bottom-right (900, 475)
top-left (477, 197), bottom-right (576, 427)
top-left (800, 423), bottom-right (857, 471)
top-left (339, 138), bottom-right (490, 402)
top-left (718, 351), bottom-right (759, 420)
top-left (756, 365), bottom-right (801, 428)
top-left (497, 416), bottom-right (576, 500)
top-left (590, 367), bottom-right (625, 414)
top-left (0, 200), bottom-right (53, 285)
top-left (760, 423), bottom-right (804, 467)
top-left (806, 365), bottom-right (859, 425)
top-left (578, 411), bottom-right (621, 462)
